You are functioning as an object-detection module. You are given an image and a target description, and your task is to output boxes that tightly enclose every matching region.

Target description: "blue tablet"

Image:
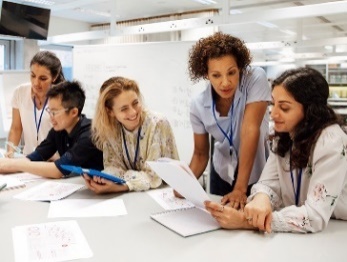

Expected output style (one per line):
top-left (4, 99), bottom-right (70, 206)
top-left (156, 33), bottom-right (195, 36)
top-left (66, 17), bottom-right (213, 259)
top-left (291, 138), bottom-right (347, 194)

top-left (60, 165), bottom-right (126, 184)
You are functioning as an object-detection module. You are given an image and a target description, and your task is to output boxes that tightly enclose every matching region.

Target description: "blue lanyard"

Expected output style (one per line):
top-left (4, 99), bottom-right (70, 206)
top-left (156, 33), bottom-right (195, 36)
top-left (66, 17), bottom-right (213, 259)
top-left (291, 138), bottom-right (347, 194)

top-left (212, 99), bottom-right (234, 154)
top-left (289, 152), bottom-right (303, 206)
top-left (290, 168), bottom-right (302, 206)
top-left (289, 150), bottom-right (302, 206)
top-left (122, 126), bottom-right (142, 170)
top-left (33, 98), bottom-right (48, 142)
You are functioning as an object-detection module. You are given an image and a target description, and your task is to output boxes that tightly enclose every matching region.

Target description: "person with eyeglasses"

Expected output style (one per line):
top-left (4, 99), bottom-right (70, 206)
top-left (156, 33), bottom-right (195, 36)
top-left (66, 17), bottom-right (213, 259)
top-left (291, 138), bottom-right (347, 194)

top-left (5, 51), bottom-right (65, 158)
top-left (0, 81), bottom-right (103, 178)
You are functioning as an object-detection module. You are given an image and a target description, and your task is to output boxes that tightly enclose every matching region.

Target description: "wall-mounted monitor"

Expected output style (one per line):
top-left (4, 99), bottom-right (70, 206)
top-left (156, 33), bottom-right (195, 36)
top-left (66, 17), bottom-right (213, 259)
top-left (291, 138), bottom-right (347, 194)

top-left (0, 1), bottom-right (51, 40)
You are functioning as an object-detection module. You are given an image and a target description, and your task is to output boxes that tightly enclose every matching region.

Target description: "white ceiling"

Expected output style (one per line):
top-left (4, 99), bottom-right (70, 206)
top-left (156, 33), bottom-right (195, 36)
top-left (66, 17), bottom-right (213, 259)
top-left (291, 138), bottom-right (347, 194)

top-left (6, 0), bottom-right (347, 62)
top-left (9, 0), bottom-right (347, 39)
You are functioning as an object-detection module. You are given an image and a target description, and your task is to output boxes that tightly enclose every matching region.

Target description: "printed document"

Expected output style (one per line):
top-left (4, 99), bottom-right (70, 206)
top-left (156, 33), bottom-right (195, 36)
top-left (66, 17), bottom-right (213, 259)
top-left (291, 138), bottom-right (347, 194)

top-left (14, 181), bottom-right (84, 201)
top-left (12, 220), bottom-right (92, 262)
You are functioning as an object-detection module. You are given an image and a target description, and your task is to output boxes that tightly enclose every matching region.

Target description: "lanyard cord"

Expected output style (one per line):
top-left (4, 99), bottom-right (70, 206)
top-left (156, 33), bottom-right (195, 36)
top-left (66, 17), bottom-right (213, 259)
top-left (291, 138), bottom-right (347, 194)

top-left (33, 97), bottom-right (48, 142)
top-left (212, 99), bottom-right (234, 152)
top-left (290, 150), bottom-right (303, 206)
top-left (122, 126), bottom-right (142, 170)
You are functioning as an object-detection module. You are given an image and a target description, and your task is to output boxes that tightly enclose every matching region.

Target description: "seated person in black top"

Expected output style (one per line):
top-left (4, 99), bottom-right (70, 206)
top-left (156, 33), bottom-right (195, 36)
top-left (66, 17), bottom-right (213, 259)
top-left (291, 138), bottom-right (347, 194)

top-left (0, 81), bottom-right (103, 178)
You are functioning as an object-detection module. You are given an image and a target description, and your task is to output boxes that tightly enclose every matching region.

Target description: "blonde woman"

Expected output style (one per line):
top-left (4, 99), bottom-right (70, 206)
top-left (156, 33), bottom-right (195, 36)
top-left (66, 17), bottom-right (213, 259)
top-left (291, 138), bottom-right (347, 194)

top-left (83, 76), bottom-right (179, 194)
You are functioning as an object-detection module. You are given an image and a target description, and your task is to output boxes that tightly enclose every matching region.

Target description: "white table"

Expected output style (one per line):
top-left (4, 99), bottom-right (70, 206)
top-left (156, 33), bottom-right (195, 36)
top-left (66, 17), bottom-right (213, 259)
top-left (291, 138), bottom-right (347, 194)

top-left (1, 177), bottom-right (346, 262)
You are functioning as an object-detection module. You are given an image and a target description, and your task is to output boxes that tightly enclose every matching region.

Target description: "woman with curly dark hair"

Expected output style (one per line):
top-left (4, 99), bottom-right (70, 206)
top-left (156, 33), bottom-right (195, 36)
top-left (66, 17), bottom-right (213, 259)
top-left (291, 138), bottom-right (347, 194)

top-left (205, 67), bottom-right (347, 233)
top-left (183, 32), bottom-right (271, 209)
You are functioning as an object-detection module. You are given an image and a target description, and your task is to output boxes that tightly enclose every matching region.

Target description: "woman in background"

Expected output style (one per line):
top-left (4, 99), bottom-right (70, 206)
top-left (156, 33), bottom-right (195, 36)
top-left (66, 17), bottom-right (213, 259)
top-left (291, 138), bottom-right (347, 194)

top-left (205, 67), bottom-right (347, 233)
top-left (83, 76), bottom-right (179, 193)
top-left (185, 32), bottom-right (271, 209)
top-left (5, 51), bottom-right (65, 157)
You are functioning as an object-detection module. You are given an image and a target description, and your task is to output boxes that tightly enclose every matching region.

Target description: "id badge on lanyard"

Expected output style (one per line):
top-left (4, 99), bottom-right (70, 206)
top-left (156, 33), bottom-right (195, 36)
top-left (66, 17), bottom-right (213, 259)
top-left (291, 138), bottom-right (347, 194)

top-left (212, 100), bottom-right (238, 181)
top-left (212, 99), bottom-right (235, 155)
top-left (34, 98), bottom-right (48, 144)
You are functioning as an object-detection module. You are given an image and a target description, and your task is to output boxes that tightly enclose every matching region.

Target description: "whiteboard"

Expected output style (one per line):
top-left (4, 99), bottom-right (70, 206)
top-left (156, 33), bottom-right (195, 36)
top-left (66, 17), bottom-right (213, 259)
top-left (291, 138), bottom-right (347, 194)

top-left (73, 42), bottom-right (206, 163)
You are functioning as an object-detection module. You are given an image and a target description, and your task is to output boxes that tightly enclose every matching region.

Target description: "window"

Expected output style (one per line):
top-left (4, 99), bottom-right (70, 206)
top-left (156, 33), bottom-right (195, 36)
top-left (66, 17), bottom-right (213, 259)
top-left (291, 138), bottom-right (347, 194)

top-left (0, 40), bottom-right (11, 70)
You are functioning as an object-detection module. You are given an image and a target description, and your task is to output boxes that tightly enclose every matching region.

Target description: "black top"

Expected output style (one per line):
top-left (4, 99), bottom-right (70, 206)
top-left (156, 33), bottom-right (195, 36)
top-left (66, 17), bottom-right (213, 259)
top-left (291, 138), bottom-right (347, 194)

top-left (27, 115), bottom-right (103, 177)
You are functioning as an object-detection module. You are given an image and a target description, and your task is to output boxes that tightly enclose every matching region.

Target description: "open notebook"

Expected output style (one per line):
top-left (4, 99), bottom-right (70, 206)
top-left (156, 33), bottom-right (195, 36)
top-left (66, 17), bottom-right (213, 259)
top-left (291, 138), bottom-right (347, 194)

top-left (147, 159), bottom-right (220, 237)
top-left (151, 206), bottom-right (220, 237)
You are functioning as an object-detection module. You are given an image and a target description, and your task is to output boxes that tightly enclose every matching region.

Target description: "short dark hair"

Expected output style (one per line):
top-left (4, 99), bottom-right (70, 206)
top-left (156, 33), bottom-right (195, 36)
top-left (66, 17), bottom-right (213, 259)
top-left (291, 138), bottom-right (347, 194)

top-left (46, 81), bottom-right (86, 115)
top-left (271, 67), bottom-right (342, 168)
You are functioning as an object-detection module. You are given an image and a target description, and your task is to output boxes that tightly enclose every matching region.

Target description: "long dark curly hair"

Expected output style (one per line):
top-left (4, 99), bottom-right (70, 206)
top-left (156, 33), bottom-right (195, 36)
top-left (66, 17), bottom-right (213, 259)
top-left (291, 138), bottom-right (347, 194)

top-left (188, 32), bottom-right (252, 82)
top-left (272, 67), bottom-right (343, 169)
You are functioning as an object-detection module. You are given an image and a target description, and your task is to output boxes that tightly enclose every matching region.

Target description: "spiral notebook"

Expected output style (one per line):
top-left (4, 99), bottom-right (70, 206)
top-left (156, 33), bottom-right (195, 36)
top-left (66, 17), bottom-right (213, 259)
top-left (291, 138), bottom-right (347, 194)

top-left (147, 159), bottom-right (220, 237)
top-left (151, 207), bottom-right (220, 237)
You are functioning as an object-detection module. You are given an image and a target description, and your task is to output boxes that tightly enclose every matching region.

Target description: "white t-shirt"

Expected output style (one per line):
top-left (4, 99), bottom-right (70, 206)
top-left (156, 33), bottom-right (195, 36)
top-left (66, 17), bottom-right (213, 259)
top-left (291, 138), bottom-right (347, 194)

top-left (11, 83), bottom-right (52, 155)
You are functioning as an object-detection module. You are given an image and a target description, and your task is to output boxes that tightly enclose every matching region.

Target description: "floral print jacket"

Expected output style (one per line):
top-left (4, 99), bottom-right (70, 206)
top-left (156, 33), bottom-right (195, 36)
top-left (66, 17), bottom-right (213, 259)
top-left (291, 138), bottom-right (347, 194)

top-left (102, 111), bottom-right (179, 191)
top-left (249, 124), bottom-right (347, 233)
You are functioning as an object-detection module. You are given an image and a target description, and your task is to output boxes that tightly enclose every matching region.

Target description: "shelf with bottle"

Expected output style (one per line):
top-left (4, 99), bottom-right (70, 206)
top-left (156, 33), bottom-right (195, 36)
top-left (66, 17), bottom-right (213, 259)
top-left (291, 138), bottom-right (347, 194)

top-left (306, 64), bottom-right (347, 86)
top-left (329, 73), bottom-right (347, 85)
top-left (329, 86), bottom-right (347, 99)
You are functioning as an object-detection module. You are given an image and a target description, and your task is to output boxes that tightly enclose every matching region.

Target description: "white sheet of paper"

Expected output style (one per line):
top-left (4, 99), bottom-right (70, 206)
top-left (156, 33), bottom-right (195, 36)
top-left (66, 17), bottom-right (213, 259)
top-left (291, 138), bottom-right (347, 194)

top-left (12, 220), bottom-right (93, 262)
top-left (14, 181), bottom-right (84, 201)
top-left (48, 198), bottom-right (127, 218)
top-left (0, 175), bottom-right (25, 190)
top-left (147, 159), bottom-right (211, 210)
top-left (9, 172), bottom-right (46, 183)
top-left (147, 187), bottom-right (194, 210)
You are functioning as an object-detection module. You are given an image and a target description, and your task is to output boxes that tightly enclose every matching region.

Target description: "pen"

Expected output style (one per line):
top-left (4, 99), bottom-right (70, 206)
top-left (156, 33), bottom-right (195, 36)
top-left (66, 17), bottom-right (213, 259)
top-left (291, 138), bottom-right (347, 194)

top-left (5, 141), bottom-right (22, 154)
top-left (0, 183), bottom-right (7, 191)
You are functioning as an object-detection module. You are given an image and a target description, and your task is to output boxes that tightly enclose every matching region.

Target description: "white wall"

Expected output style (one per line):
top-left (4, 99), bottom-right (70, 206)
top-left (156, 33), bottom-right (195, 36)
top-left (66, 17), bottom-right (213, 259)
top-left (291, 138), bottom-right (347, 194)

top-left (48, 17), bottom-right (91, 37)
top-left (266, 64), bottom-right (296, 81)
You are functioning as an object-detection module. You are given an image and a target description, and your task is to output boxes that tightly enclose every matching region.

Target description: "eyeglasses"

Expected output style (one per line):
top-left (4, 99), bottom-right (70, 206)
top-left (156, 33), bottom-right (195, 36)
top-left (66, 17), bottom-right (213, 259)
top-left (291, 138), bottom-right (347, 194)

top-left (45, 107), bottom-right (69, 117)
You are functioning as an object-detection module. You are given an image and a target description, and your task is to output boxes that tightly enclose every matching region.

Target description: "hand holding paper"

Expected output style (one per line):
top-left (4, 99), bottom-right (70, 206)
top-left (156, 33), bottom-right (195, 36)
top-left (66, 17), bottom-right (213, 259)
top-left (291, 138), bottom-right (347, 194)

top-left (147, 158), bottom-right (220, 237)
top-left (147, 158), bottom-right (209, 209)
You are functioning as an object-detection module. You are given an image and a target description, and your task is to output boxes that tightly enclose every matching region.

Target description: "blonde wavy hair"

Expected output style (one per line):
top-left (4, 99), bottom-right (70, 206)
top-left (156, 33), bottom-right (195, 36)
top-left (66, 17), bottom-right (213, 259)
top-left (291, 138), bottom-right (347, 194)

top-left (92, 76), bottom-right (145, 150)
